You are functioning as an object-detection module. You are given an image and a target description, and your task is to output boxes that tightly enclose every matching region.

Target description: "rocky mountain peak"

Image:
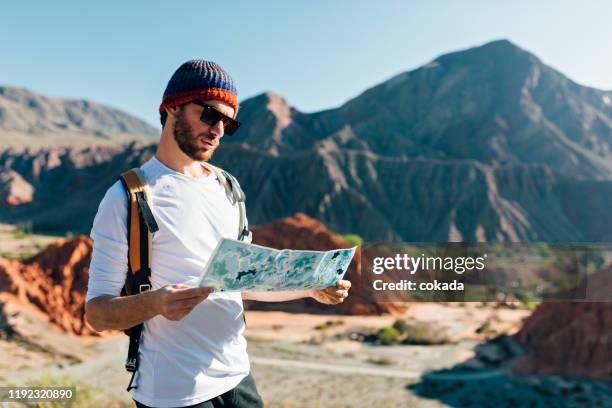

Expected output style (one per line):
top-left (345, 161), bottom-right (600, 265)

top-left (435, 39), bottom-right (538, 66)
top-left (0, 86), bottom-right (159, 149)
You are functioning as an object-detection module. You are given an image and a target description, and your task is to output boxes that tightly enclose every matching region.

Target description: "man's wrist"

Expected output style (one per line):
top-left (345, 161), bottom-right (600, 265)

top-left (144, 289), bottom-right (161, 317)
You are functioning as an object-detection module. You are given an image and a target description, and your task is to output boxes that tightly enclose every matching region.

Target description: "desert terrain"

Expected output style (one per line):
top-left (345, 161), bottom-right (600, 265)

top-left (2, 301), bottom-right (611, 408)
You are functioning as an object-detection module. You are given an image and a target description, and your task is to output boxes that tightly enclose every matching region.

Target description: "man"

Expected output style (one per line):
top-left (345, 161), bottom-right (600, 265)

top-left (85, 60), bottom-right (351, 408)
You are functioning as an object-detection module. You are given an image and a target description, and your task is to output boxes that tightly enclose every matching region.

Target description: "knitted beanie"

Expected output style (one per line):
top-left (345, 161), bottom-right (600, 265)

top-left (159, 60), bottom-right (238, 114)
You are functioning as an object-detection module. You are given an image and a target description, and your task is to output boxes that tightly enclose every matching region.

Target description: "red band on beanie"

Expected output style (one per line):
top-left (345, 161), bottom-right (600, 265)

top-left (159, 88), bottom-right (239, 115)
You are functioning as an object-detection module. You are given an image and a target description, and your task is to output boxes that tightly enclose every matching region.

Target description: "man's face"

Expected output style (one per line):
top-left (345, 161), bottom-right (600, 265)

top-left (171, 100), bottom-right (236, 162)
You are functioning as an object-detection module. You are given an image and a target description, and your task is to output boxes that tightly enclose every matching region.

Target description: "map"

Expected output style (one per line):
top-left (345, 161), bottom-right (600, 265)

top-left (197, 238), bottom-right (357, 292)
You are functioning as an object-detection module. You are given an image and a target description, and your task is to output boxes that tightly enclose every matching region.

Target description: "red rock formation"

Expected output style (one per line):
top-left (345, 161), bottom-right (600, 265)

top-left (248, 212), bottom-right (406, 315)
top-left (0, 169), bottom-right (34, 206)
top-left (514, 267), bottom-right (612, 381)
top-left (0, 236), bottom-right (97, 335)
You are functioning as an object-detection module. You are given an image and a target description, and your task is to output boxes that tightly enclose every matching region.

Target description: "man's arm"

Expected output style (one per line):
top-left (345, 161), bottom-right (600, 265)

top-left (242, 280), bottom-right (351, 305)
top-left (86, 292), bottom-right (157, 332)
top-left (85, 182), bottom-right (214, 332)
top-left (85, 285), bottom-right (213, 332)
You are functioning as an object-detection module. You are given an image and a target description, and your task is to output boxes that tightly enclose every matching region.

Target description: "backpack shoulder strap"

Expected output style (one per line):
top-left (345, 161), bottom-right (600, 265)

top-left (118, 167), bottom-right (159, 391)
top-left (202, 163), bottom-right (251, 242)
top-left (119, 168), bottom-right (158, 282)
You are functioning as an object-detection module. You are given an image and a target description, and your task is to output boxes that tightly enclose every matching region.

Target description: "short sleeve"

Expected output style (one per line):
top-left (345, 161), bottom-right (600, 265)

top-left (86, 180), bottom-right (129, 302)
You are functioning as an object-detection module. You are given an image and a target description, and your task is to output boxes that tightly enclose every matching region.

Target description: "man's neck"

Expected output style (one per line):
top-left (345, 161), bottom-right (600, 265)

top-left (155, 137), bottom-right (211, 179)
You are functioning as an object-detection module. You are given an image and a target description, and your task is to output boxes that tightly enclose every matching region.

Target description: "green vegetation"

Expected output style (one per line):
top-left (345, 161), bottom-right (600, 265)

top-left (0, 249), bottom-right (38, 261)
top-left (533, 243), bottom-right (552, 257)
top-left (11, 229), bottom-right (31, 239)
top-left (340, 234), bottom-right (363, 247)
top-left (377, 326), bottom-right (401, 345)
top-left (0, 251), bottom-right (19, 260)
top-left (391, 319), bottom-right (409, 334)
top-left (0, 222), bottom-right (60, 261)
top-left (10, 222), bottom-right (33, 239)
top-left (370, 319), bottom-right (453, 346)
top-left (518, 300), bottom-right (540, 311)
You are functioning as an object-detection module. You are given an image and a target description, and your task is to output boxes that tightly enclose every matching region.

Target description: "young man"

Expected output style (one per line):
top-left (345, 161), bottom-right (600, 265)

top-left (84, 60), bottom-right (351, 408)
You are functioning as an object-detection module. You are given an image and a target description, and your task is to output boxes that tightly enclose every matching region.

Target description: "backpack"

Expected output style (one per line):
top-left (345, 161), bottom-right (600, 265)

top-left (118, 162), bottom-right (251, 391)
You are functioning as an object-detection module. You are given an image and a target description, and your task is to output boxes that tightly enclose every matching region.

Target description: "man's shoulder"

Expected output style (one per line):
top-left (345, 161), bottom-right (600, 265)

top-left (103, 159), bottom-right (160, 207)
top-left (89, 179), bottom-right (129, 239)
top-left (104, 179), bottom-right (129, 206)
top-left (93, 180), bottom-right (126, 222)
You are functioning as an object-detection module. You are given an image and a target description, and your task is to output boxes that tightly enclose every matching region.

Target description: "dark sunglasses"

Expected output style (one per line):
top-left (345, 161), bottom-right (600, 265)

top-left (191, 100), bottom-right (240, 135)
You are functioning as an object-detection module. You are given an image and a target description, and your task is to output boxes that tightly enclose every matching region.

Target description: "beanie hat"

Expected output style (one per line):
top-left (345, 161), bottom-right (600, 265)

top-left (159, 59), bottom-right (238, 114)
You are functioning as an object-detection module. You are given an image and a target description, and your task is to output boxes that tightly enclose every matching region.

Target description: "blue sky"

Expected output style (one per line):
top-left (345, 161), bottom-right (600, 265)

top-left (2, 0), bottom-right (611, 127)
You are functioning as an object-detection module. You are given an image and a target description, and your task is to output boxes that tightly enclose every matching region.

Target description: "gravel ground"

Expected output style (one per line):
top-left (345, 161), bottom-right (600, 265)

top-left (2, 308), bottom-right (611, 407)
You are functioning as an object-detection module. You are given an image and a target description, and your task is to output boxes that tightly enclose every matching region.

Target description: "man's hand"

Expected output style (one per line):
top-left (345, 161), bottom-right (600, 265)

top-left (153, 284), bottom-right (214, 321)
top-left (310, 280), bottom-right (351, 305)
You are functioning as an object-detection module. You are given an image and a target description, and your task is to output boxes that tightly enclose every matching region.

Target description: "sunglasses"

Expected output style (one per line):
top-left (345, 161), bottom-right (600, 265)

top-left (191, 100), bottom-right (240, 136)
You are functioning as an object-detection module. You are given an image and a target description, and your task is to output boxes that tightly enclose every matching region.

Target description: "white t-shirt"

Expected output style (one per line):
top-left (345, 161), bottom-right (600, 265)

top-left (86, 156), bottom-right (250, 408)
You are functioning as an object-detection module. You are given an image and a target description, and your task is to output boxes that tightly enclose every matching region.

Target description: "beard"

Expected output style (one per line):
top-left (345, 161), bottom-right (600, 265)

top-left (172, 109), bottom-right (217, 161)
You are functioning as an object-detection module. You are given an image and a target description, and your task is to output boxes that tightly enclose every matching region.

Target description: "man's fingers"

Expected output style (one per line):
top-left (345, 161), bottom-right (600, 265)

top-left (337, 280), bottom-right (351, 289)
top-left (169, 286), bottom-right (214, 300)
top-left (320, 288), bottom-right (349, 296)
top-left (169, 296), bottom-right (206, 311)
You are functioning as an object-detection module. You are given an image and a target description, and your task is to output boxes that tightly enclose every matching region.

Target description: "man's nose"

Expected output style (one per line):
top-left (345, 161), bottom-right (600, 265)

top-left (210, 119), bottom-right (224, 138)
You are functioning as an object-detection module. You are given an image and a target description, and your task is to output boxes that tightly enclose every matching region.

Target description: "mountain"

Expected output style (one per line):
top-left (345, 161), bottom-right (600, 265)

top-left (2, 40), bottom-right (612, 242)
top-left (214, 39), bottom-right (612, 242)
top-left (232, 40), bottom-right (612, 177)
top-left (0, 142), bottom-right (155, 234)
top-left (0, 86), bottom-right (159, 148)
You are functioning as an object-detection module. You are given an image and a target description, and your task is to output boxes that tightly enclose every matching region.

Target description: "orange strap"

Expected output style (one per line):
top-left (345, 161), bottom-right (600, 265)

top-left (120, 169), bottom-right (146, 275)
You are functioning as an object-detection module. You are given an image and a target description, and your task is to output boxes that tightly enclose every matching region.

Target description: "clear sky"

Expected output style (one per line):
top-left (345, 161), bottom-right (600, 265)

top-left (2, 0), bottom-right (611, 127)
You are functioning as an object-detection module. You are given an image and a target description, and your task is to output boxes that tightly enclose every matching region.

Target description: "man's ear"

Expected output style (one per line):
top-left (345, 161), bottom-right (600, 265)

top-left (166, 105), bottom-right (179, 119)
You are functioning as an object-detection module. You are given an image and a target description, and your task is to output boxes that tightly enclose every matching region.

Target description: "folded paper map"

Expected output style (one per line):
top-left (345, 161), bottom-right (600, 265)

top-left (197, 238), bottom-right (357, 292)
